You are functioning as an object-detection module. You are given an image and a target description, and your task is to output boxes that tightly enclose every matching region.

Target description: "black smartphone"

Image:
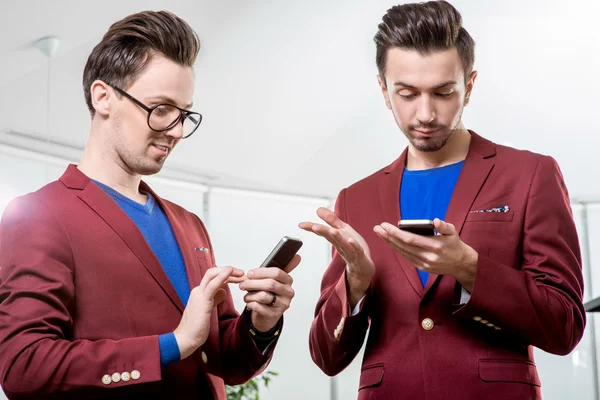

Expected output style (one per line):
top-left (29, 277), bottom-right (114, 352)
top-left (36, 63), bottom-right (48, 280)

top-left (259, 236), bottom-right (303, 269)
top-left (397, 219), bottom-right (436, 236)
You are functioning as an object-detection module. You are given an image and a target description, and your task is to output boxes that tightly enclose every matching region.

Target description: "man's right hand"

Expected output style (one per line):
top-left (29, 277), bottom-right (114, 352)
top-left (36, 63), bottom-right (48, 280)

top-left (299, 207), bottom-right (375, 308)
top-left (173, 266), bottom-right (245, 360)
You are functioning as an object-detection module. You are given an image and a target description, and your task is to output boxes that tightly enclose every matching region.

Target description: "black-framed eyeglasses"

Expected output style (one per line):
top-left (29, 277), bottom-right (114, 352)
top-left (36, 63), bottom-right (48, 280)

top-left (110, 85), bottom-right (202, 139)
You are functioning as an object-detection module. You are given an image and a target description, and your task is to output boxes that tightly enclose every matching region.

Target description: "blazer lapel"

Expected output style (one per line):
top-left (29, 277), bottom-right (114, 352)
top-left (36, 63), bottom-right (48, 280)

top-left (143, 185), bottom-right (221, 369)
top-left (61, 165), bottom-right (185, 313)
top-left (145, 186), bottom-right (220, 368)
top-left (143, 183), bottom-right (204, 290)
top-left (423, 131), bottom-right (496, 293)
top-left (379, 149), bottom-right (424, 297)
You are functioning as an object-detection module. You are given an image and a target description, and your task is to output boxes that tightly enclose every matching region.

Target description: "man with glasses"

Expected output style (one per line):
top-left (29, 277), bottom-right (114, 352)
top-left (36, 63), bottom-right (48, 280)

top-left (0, 11), bottom-right (297, 399)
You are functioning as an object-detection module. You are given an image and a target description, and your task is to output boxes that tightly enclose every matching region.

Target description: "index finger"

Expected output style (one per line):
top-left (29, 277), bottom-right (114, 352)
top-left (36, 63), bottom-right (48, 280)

top-left (226, 275), bottom-right (247, 284)
top-left (299, 221), bottom-right (322, 232)
top-left (214, 266), bottom-right (245, 278)
top-left (379, 222), bottom-right (436, 249)
top-left (204, 267), bottom-right (240, 297)
top-left (200, 266), bottom-right (242, 292)
top-left (247, 262), bottom-right (296, 285)
top-left (316, 207), bottom-right (345, 229)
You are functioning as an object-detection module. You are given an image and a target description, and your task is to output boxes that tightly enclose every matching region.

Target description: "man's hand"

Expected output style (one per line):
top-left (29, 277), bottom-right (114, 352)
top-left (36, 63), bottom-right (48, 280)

top-left (174, 266), bottom-right (245, 360)
top-left (374, 218), bottom-right (478, 291)
top-left (239, 255), bottom-right (301, 332)
top-left (299, 207), bottom-right (375, 308)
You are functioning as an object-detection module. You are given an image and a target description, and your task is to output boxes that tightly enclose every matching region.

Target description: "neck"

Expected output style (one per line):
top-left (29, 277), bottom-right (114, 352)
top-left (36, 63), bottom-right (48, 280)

top-left (78, 125), bottom-right (145, 202)
top-left (406, 124), bottom-right (471, 170)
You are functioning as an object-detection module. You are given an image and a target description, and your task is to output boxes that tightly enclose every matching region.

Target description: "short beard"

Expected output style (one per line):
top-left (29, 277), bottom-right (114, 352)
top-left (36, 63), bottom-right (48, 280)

top-left (411, 128), bottom-right (455, 152)
top-left (403, 109), bottom-right (463, 152)
top-left (111, 115), bottom-right (166, 177)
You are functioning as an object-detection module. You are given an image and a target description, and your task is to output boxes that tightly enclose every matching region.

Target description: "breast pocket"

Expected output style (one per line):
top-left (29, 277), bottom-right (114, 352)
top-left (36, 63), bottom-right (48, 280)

top-left (192, 246), bottom-right (214, 284)
top-left (465, 211), bottom-right (514, 222)
top-left (194, 246), bottom-right (213, 261)
top-left (461, 212), bottom-right (519, 266)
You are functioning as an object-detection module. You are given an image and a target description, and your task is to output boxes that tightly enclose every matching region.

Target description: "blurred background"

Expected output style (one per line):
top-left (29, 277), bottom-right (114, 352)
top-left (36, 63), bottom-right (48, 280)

top-left (1, 0), bottom-right (599, 398)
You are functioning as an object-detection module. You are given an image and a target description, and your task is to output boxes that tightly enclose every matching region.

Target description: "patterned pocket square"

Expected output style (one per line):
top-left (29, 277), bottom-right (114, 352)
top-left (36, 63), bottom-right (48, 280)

top-left (470, 205), bottom-right (510, 213)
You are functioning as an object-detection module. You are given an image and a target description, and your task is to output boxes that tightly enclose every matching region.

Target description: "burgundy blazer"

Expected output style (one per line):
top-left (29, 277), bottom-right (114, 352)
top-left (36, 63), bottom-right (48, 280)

top-left (0, 165), bottom-right (275, 399)
top-left (309, 132), bottom-right (585, 400)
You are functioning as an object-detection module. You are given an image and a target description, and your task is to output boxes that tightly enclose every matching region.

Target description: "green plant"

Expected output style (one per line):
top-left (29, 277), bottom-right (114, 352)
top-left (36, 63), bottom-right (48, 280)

top-left (226, 371), bottom-right (278, 400)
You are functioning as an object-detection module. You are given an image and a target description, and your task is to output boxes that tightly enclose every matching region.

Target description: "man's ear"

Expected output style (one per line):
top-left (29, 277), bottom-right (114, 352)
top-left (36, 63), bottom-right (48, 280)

top-left (90, 80), bottom-right (114, 117)
top-left (377, 74), bottom-right (392, 110)
top-left (464, 70), bottom-right (478, 106)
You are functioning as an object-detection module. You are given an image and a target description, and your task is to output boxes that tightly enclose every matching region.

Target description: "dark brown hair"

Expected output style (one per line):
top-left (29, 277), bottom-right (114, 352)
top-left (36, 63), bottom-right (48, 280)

top-left (374, 1), bottom-right (475, 85)
top-left (83, 10), bottom-right (200, 116)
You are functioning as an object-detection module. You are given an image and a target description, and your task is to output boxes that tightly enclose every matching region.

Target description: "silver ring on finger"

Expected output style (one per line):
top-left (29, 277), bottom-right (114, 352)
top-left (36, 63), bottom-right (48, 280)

top-left (268, 292), bottom-right (277, 307)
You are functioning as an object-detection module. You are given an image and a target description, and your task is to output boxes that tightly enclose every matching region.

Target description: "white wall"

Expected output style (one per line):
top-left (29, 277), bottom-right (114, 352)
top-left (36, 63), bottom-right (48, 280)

top-left (0, 147), bottom-right (66, 214)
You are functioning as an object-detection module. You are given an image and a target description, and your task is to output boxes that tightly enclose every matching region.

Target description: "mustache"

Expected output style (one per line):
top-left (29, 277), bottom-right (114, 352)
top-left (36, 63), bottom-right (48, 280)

top-left (410, 122), bottom-right (444, 130)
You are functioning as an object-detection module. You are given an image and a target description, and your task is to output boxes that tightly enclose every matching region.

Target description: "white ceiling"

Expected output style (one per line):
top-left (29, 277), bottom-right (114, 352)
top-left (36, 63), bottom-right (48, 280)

top-left (0, 0), bottom-right (598, 200)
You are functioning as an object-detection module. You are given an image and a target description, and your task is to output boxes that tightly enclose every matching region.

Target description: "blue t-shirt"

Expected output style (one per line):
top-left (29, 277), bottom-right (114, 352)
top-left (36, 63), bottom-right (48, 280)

top-left (94, 181), bottom-right (187, 367)
top-left (400, 161), bottom-right (464, 286)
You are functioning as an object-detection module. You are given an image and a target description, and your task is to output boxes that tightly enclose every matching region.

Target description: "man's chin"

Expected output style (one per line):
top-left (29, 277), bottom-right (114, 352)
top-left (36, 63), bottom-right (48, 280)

top-left (409, 128), bottom-right (457, 152)
top-left (410, 138), bottom-right (447, 153)
top-left (135, 162), bottom-right (165, 176)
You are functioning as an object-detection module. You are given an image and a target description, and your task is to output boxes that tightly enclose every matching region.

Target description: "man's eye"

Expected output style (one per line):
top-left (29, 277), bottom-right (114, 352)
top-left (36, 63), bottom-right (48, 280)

top-left (399, 93), bottom-right (417, 100)
top-left (154, 106), bottom-right (171, 115)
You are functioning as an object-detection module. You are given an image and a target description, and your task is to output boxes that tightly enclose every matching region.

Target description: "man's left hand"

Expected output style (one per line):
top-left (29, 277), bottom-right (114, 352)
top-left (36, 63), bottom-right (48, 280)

top-left (373, 218), bottom-right (478, 291)
top-left (239, 254), bottom-right (301, 332)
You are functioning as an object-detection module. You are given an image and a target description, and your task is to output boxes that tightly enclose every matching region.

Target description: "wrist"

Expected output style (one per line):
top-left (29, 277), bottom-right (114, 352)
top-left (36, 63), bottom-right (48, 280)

top-left (455, 247), bottom-right (478, 292)
top-left (346, 270), bottom-right (371, 308)
top-left (249, 313), bottom-right (282, 337)
top-left (346, 269), bottom-right (371, 292)
top-left (173, 330), bottom-right (202, 360)
top-left (251, 313), bottom-right (278, 332)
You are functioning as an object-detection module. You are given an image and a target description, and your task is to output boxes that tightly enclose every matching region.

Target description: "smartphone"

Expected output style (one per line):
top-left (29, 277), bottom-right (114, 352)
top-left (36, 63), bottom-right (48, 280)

top-left (397, 219), bottom-right (436, 236)
top-left (259, 236), bottom-right (303, 269)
